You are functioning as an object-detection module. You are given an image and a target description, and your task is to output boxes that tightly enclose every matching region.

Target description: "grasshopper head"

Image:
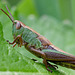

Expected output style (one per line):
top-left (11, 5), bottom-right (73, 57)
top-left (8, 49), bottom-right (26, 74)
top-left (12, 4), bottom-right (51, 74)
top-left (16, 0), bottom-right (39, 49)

top-left (12, 20), bottom-right (25, 39)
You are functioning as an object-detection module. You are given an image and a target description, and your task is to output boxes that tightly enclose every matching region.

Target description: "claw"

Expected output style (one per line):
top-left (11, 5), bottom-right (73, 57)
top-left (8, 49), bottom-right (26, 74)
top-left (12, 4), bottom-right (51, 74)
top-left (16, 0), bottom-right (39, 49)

top-left (47, 68), bottom-right (53, 73)
top-left (6, 40), bottom-right (14, 44)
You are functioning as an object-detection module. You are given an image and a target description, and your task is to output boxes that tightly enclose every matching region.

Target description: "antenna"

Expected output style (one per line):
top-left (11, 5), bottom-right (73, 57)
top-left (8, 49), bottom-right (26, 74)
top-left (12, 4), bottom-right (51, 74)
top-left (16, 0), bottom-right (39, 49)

top-left (6, 5), bottom-right (14, 21)
top-left (0, 7), bottom-right (14, 24)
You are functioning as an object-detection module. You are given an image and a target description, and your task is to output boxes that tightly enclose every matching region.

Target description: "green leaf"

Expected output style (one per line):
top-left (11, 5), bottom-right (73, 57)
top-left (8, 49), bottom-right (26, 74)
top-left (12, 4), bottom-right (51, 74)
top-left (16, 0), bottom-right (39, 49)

top-left (0, 3), bottom-right (75, 74)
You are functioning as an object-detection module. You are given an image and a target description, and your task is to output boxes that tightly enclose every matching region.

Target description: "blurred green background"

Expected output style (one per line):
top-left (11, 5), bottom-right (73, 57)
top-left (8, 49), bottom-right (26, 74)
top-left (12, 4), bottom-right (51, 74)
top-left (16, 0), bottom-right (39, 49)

top-left (0, 0), bottom-right (75, 75)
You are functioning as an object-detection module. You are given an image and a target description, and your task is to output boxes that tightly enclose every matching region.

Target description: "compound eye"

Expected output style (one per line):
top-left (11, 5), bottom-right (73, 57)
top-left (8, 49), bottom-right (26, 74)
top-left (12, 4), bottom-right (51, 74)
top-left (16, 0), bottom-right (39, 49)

top-left (16, 22), bottom-right (21, 29)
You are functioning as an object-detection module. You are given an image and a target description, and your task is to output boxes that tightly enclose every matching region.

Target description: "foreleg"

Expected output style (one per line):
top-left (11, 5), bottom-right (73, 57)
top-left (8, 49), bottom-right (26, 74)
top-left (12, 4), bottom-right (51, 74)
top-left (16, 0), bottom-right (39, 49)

top-left (7, 35), bottom-right (22, 47)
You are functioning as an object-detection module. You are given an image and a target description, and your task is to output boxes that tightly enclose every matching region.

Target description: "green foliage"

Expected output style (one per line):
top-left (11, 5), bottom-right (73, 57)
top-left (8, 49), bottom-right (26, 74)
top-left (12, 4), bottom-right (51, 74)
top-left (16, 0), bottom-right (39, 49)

top-left (34, 0), bottom-right (61, 19)
top-left (17, 0), bottom-right (38, 17)
top-left (0, 0), bottom-right (75, 75)
top-left (58, 0), bottom-right (72, 20)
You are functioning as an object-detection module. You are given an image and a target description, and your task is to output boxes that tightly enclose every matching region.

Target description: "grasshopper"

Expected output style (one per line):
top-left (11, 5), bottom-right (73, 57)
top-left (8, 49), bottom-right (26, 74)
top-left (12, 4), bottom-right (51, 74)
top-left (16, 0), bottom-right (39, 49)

top-left (0, 6), bottom-right (75, 73)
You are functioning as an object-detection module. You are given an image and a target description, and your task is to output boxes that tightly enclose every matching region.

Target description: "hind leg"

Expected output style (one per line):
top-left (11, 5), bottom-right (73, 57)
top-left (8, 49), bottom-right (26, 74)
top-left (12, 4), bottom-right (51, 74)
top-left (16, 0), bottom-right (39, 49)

top-left (26, 46), bottom-right (53, 73)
